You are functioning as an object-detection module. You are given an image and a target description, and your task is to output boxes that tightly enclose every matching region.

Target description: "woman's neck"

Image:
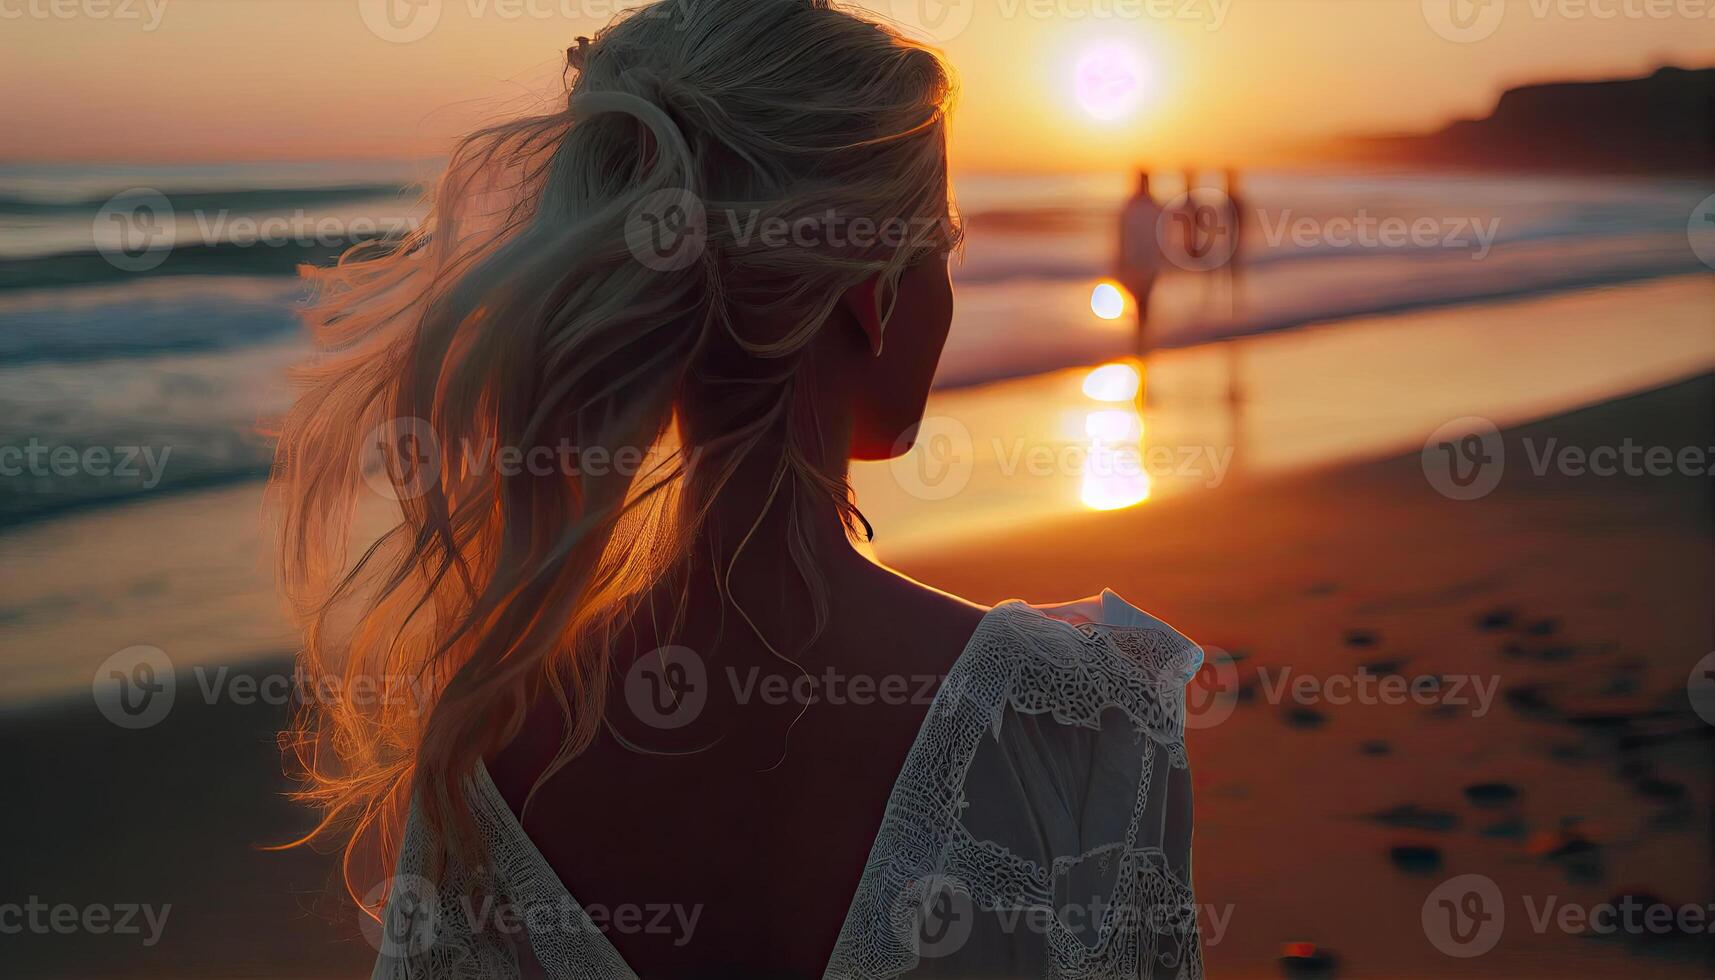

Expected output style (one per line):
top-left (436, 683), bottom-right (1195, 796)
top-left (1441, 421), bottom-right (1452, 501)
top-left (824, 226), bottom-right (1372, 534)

top-left (699, 446), bottom-right (860, 573)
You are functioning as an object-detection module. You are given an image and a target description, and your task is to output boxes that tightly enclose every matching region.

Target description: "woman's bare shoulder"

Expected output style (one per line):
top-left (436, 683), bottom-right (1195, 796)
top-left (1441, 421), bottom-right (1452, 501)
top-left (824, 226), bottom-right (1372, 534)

top-left (848, 560), bottom-right (990, 652)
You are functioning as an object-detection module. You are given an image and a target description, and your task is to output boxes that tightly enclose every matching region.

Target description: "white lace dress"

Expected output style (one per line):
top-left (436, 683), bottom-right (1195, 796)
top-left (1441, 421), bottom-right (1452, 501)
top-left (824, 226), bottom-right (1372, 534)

top-left (373, 590), bottom-right (1205, 979)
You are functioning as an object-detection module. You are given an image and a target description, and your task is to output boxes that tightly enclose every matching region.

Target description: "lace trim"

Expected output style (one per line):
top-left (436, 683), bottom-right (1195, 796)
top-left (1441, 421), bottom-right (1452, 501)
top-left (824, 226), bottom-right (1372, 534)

top-left (373, 764), bottom-right (639, 980)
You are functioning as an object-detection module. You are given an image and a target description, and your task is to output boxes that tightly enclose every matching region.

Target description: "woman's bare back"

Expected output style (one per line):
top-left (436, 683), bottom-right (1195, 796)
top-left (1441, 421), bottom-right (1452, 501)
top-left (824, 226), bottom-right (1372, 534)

top-left (487, 560), bottom-right (988, 978)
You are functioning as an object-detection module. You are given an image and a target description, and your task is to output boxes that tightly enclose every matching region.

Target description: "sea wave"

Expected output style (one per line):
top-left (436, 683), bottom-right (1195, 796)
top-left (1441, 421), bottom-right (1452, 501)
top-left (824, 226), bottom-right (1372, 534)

top-left (0, 329), bottom-right (296, 528)
top-left (0, 276), bottom-right (306, 363)
top-left (0, 240), bottom-right (373, 293)
top-left (0, 182), bottom-right (418, 217)
top-left (3, 168), bottom-right (1709, 526)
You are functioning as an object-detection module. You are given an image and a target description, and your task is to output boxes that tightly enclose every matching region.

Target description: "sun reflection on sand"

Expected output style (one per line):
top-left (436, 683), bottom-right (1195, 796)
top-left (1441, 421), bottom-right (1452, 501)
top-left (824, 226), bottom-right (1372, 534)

top-left (1079, 362), bottom-right (1150, 511)
top-left (1082, 361), bottom-right (1142, 401)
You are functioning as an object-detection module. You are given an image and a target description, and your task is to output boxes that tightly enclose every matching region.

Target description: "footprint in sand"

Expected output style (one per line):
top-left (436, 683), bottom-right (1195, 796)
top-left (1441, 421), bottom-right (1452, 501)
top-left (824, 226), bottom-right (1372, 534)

top-left (1368, 804), bottom-right (1459, 831)
top-left (1463, 782), bottom-right (1520, 807)
top-left (1474, 607), bottom-right (1516, 631)
top-left (1524, 617), bottom-right (1560, 637)
top-left (1599, 674), bottom-right (1640, 696)
top-left (1342, 628), bottom-right (1380, 648)
top-left (1278, 942), bottom-right (1338, 978)
top-left (1388, 843), bottom-right (1443, 874)
top-left (1358, 658), bottom-right (1407, 677)
top-left (1528, 824), bottom-right (1604, 883)
top-left (1504, 684), bottom-right (1561, 720)
top-left (1632, 776), bottom-right (1687, 804)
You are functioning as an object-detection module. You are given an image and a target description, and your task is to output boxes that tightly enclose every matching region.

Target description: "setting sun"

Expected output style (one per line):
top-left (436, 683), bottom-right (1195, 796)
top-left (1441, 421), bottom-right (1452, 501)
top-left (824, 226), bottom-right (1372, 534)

top-left (1074, 42), bottom-right (1153, 122)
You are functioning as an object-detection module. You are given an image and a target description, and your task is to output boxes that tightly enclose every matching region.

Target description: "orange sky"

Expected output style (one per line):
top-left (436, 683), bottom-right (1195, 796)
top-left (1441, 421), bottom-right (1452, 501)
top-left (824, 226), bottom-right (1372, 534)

top-left (3, 0), bottom-right (1710, 170)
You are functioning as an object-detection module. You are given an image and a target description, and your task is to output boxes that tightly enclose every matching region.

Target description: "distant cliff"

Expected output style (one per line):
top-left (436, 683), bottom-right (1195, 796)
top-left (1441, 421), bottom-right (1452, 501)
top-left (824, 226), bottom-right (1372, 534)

top-left (1336, 66), bottom-right (1713, 173)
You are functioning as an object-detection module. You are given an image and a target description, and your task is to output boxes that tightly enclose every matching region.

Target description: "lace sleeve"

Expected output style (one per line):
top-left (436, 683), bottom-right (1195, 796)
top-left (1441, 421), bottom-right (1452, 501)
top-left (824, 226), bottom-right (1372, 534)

top-left (827, 594), bottom-right (1204, 980)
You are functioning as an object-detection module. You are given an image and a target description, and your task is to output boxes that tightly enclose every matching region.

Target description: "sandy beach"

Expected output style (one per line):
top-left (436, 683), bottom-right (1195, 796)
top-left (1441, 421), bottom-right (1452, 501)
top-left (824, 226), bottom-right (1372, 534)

top-left (3, 306), bottom-right (1709, 976)
top-left (5, 4), bottom-right (1713, 975)
top-left (900, 373), bottom-right (1715, 977)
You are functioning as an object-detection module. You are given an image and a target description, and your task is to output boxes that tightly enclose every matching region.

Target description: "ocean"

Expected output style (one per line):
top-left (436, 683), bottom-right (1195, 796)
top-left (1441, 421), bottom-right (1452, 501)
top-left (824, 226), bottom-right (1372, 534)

top-left (0, 161), bottom-right (1709, 526)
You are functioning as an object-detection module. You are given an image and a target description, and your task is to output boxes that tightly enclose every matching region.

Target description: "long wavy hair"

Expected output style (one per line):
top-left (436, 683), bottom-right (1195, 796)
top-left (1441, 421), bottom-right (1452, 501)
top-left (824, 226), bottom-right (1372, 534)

top-left (269, 0), bottom-right (959, 908)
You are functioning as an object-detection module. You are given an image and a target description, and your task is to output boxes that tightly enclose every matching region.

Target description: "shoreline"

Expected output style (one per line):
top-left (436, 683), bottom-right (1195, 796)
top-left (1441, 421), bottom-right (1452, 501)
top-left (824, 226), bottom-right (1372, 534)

top-left (5, 276), bottom-right (1714, 704)
top-left (3, 271), bottom-right (1710, 528)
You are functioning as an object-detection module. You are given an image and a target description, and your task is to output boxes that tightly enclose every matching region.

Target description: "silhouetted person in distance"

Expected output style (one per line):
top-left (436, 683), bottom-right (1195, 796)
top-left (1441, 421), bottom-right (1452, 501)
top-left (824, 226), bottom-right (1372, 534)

top-left (1178, 167), bottom-right (1200, 261)
top-left (1220, 168), bottom-right (1246, 475)
top-left (1222, 167), bottom-right (1246, 311)
top-left (1116, 169), bottom-right (1164, 357)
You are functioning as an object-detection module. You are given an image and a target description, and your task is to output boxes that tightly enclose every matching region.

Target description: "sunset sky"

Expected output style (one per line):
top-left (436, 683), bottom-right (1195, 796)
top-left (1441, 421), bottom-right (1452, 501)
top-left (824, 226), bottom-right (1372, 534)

top-left (3, 0), bottom-right (1711, 171)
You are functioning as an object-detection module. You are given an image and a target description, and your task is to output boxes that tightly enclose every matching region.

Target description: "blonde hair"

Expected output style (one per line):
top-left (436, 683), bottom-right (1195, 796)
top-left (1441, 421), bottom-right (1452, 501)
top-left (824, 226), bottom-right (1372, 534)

top-left (269, 0), bottom-right (958, 906)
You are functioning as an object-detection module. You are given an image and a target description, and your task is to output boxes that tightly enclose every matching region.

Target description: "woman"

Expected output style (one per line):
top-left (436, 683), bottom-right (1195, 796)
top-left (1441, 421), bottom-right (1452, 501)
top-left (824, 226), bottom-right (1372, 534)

top-left (271, 1), bottom-right (1203, 977)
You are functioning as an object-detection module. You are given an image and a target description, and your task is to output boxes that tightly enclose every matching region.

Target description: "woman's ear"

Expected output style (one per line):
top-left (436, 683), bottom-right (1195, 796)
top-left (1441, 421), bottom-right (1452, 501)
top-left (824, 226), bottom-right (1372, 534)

top-left (838, 275), bottom-right (885, 357)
